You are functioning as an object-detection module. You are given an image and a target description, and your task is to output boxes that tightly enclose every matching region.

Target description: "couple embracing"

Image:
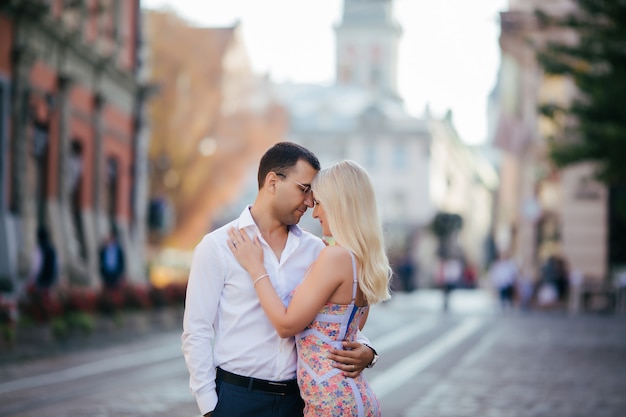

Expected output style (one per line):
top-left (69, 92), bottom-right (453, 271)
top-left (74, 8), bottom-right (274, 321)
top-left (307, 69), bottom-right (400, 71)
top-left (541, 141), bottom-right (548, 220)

top-left (182, 142), bottom-right (392, 417)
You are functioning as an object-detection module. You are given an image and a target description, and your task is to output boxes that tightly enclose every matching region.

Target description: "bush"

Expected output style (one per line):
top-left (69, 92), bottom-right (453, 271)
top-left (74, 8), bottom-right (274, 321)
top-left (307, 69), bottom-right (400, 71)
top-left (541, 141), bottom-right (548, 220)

top-left (60, 288), bottom-right (99, 314)
top-left (149, 285), bottom-right (167, 309)
top-left (15, 280), bottom-right (187, 325)
top-left (64, 312), bottom-right (95, 336)
top-left (0, 301), bottom-right (13, 325)
top-left (97, 288), bottom-right (125, 316)
top-left (0, 300), bottom-right (16, 344)
top-left (122, 284), bottom-right (152, 310)
top-left (163, 282), bottom-right (187, 306)
top-left (18, 286), bottom-right (64, 323)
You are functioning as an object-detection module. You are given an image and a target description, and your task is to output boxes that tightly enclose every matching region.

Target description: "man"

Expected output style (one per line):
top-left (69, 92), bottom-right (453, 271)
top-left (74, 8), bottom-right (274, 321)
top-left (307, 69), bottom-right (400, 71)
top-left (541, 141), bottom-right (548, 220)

top-left (489, 251), bottom-right (518, 311)
top-left (98, 228), bottom-right (125, 290)
top-left (182, 142), bottom-right (378, 417)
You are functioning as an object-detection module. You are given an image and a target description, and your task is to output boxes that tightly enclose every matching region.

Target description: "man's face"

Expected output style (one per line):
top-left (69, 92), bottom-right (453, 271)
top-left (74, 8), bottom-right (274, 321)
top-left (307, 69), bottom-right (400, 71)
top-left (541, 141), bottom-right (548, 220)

top-left (273, 160), bottom-right (317, 225)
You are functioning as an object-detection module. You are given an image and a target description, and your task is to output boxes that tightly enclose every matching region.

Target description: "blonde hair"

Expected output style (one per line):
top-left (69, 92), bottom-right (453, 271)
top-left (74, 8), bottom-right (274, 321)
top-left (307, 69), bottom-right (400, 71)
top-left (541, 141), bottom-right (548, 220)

top-left (312, 160), bottom-right (391, 304)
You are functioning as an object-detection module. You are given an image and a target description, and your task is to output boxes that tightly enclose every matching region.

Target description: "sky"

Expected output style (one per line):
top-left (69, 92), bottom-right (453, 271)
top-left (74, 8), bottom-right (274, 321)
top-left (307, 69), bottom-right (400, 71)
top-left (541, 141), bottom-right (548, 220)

top-left (141, 0), bottom-right (508, 145)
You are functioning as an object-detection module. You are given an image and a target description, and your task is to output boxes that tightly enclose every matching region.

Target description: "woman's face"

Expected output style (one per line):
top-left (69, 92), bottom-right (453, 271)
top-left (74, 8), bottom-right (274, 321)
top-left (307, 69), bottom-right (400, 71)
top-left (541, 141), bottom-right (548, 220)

top-left (312, 195), bottom-right (332, 237)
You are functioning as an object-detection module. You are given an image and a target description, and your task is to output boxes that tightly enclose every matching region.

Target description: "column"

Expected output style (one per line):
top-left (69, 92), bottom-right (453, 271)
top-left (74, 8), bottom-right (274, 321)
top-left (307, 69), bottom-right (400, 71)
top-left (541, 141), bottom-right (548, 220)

top-left (93, 92), bottom-right (106, 237)
top-left (9, 45), bottom-right (37, 280)
top-left (53, 73), bottom-right (85, 284)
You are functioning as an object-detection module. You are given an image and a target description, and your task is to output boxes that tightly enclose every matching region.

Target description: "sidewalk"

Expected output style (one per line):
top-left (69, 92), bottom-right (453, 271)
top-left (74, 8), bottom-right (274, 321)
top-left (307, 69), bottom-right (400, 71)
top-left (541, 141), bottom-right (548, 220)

top-left (1, 307), bottom-right (183, 365)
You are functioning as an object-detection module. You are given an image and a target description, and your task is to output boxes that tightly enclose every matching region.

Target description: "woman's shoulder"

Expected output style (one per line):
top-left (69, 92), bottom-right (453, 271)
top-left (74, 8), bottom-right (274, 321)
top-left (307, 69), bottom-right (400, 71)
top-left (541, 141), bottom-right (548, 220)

top-left (317, 245), bottom-right (353, 266)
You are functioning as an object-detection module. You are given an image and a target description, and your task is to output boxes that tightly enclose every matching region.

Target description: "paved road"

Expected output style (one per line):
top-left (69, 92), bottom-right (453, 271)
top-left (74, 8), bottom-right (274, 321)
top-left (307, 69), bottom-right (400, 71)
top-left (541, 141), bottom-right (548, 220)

top-left (1, 290), bottom-right (625, 417)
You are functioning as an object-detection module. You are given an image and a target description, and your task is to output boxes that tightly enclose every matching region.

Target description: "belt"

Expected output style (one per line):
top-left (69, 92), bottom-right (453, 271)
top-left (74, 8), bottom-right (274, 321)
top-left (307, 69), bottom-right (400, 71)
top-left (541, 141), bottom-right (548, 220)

top-left (216, 367), bottom-right (299, 396)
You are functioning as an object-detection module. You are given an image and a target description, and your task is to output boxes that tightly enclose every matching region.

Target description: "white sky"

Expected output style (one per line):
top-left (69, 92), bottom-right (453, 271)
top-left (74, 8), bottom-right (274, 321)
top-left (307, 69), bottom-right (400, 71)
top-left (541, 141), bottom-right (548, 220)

top-left (141, 0), bottom-right (508, 145)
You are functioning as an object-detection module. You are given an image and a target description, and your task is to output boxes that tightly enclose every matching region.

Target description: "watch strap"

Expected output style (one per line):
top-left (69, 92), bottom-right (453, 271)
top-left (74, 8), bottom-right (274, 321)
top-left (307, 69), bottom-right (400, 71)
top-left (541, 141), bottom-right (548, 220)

top-left (364, 344), bottom-right (379, 368)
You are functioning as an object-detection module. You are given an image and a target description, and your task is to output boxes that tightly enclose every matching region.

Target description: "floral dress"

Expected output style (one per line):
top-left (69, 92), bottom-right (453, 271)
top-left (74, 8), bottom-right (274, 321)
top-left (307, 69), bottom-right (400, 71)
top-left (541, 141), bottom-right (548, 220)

top-left (293, 252), bottom-right (380, 417)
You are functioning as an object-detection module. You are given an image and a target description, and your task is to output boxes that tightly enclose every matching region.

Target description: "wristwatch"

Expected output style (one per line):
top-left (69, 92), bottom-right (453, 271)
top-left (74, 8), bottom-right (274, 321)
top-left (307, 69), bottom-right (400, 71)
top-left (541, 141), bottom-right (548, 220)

top-left (364, 344), bottom-right (379, 368)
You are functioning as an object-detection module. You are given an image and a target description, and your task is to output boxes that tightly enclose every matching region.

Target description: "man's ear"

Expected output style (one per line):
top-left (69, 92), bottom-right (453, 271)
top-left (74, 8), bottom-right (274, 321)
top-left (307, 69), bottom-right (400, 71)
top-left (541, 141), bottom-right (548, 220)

top-left (264, 171), bottom-right (279, 193)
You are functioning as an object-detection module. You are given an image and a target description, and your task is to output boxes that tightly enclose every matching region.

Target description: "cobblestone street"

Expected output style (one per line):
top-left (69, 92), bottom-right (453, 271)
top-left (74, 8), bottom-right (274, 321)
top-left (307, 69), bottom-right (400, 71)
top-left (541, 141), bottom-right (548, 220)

top-left (1, 290), bottom-right (624, 417)
top-left (374, 292), bottom-right (626, 417)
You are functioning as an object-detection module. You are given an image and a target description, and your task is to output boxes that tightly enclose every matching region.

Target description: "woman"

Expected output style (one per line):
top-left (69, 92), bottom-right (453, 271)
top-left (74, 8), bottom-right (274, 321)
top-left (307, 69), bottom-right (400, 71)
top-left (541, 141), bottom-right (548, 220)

top-left (228, 160), bottom-right (391, 417)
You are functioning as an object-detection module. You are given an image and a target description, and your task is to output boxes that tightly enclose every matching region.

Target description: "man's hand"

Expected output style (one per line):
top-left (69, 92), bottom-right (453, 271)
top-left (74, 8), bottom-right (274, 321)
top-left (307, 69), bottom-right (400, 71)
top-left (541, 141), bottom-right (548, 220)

top-left (328, 341), bottom-right (375, 378)
top-left (203, 412), bottom-right (212, 417)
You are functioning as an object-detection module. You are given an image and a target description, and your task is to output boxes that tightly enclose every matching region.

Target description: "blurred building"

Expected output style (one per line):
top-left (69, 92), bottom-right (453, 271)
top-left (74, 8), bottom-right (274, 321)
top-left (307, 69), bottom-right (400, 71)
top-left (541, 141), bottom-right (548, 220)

top-left (0, 0), bottom-right (151, 290)
top-left (143, 10), bottom-right (288, 261)
top-left (275, 0), bottom-right (499, 285)
top-left (489, 0), bottom-right (608, 283)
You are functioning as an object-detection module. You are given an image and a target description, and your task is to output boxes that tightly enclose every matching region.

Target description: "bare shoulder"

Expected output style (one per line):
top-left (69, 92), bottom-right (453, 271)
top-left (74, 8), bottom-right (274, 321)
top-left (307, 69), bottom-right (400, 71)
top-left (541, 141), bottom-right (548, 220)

top-left (319, 245), bottom-right (351, 260)
top-left (315, 245), bottom-right (353, 272)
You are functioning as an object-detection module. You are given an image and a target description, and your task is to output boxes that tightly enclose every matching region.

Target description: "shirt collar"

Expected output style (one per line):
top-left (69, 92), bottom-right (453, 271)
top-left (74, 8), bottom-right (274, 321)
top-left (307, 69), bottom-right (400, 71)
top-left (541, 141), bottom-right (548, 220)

top-left (237, 205), bottom-right (303, 237)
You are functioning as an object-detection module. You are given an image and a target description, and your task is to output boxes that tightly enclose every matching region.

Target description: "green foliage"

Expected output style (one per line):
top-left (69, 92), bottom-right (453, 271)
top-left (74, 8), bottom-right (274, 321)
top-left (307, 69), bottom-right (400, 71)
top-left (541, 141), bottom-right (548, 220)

top-left (430, 212), bottom-right (463, 239)
top-left (430, 212), bottom-right (463, 259)
top-left (64, 312), bottom-right (95, 336)
top-left (535, 0), bottom-right (626, 185)
top-left (51, 317), bottom-right (68, 340)
top-left (0, 301), bottom-right (16, 344)
top-left (1, 324), bottom-right (15, 344)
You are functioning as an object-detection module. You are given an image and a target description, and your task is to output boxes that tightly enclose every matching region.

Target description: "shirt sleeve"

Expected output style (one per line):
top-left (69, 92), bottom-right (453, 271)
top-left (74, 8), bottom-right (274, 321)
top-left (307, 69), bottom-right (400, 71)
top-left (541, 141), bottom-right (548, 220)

top-left (355, 329), bottom-right (372, 348)
top-left (181, 236), bottom-right (224, 414)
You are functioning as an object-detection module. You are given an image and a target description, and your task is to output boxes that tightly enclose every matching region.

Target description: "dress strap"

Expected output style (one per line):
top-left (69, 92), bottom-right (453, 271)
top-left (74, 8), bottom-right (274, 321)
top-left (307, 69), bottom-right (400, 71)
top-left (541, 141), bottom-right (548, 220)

top-left (348, 251), bottom-right (358, 303)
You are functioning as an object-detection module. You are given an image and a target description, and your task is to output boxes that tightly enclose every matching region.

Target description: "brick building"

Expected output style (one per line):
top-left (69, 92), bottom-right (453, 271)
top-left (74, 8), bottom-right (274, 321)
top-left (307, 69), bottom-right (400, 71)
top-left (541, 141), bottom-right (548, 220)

top-left (0, 0), bottom-right (152, 291)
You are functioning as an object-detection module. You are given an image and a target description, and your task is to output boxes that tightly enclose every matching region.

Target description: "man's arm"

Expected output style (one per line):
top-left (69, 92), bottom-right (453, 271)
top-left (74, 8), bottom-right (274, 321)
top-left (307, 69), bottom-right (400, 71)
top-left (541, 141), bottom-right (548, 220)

top-left (182, 236), bottom-right (223, 415)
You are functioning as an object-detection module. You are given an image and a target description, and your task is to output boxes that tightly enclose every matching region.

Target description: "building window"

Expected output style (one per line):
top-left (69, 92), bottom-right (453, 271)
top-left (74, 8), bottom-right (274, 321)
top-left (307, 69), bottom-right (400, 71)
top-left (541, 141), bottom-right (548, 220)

top-left (393, 143), bottom-right (407, 171)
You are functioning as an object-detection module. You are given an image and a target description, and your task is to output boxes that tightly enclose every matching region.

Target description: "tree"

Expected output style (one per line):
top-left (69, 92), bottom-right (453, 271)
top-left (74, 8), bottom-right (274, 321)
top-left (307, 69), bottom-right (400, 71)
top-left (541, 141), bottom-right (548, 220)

top-left (535, 0), bottom-right (626, 265)
top-left (430, 212), bottom-right (463, 259)
top-left (535, 0), bottom-right (626, 185)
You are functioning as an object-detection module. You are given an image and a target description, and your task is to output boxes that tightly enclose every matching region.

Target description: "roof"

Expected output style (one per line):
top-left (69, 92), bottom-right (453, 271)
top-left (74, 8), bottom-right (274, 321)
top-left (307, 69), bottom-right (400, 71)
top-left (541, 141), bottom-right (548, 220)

top-left (275, 82), bottom-right (429, 134)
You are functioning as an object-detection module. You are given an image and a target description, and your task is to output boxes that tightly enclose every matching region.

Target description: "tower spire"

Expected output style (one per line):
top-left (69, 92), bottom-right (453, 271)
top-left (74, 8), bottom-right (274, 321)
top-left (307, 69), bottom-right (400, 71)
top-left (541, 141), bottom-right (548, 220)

top-left (334, 0), bottom-right (402, 98)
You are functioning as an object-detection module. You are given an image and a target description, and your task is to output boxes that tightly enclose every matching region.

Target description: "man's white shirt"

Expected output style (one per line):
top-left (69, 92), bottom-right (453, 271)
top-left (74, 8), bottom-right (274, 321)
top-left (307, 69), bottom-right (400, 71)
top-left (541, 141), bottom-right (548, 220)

top-left (182, 207), bottom-right (327, 414)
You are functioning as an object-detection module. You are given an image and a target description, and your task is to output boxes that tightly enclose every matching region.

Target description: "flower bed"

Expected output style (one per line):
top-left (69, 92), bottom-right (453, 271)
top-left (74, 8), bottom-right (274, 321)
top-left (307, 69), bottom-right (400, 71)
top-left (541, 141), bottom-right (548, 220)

top-left (0, 281), bottom-right (187, 353)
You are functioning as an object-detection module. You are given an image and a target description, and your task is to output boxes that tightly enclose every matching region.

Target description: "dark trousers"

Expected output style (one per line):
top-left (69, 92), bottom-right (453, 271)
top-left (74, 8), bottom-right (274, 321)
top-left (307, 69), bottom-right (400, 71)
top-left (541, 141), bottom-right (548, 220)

top-left (212, 378), bottom-right (304, 417)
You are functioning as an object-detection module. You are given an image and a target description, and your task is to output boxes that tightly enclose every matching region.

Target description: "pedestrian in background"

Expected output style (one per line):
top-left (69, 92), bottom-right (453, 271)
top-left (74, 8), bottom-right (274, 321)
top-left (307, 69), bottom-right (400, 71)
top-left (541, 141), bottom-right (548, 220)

top-left (31, 226), bottom-right (58, 292)
top-left (396, 250), bottom-right (416, 292)
top-left (489, 251), bottom-right (518, 311)
top-left (438, 257), bottom-right (462, 312)
top-left (98, 228), bottom-right (125, 290)
top-left (538, 254), bottom-right (568, 306)
top-left (517, 266), bottom-right (535, 312)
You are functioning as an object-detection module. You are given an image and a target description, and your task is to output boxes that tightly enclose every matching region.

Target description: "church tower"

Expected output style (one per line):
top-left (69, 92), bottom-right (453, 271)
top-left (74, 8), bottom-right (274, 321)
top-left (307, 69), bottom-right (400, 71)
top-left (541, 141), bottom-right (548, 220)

top-left (334, 0), bottom-right (403, 98)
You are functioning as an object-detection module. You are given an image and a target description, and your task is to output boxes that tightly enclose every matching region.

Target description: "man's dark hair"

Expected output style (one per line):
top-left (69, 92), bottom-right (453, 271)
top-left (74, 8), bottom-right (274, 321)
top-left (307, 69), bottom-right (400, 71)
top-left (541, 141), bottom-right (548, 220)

top-left (257, 142), bottom-right (320, 189)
